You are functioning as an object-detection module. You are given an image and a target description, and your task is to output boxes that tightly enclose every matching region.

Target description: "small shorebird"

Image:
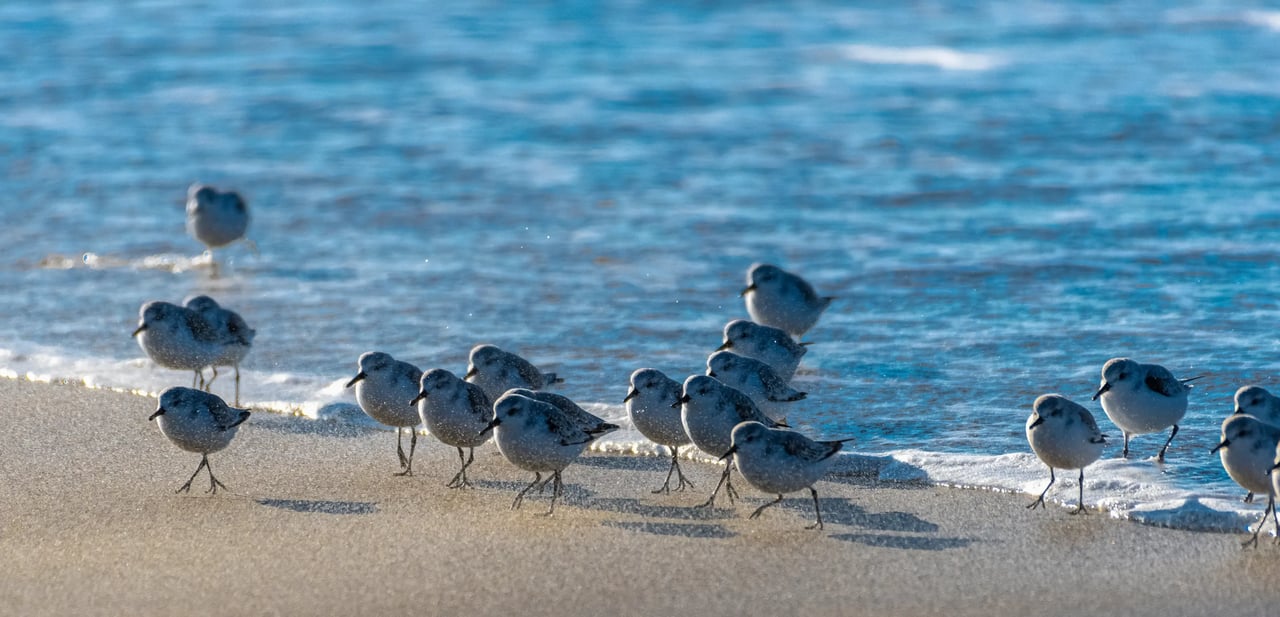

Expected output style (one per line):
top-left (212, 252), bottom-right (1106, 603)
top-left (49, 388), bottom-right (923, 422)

top-left (625, 368), bottom-right (694, 494)
top-left (1092, 357), bottom-right (1198, 461)
top-left (1025, 394), bottom-right (1106, 514)
top-left (741, 263), bottom-right (833, 339)
top-left (346, 351), bottom-right (424, 476)
top-left (464, 344), bottom-right (562, 402)
top-left (149, 387), bottom-right (250, 494)
top-left (722, 421), bottom-right (851, 529)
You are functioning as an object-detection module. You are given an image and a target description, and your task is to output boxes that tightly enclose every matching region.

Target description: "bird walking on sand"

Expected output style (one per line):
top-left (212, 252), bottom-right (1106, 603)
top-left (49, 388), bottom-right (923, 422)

top-left (1092, 357), bottom-right (1199, 462)
top-left (722, 421), bottom-right (851, 529)
top-left (741, 263), bottom-right (833, 339)
top-left (346, 351), bottom-right (424, 476)
top-left (411, 368), bottom-right (494, 488)
top-left (480, 391), bottom-right (617, 515)
top-left (626, 368), bottom-right (694, 494)
top-left (1025, 394), bottom-right (1106, 514)
top-left (678, 374), bottom-right (785, 508)
top-left (1213, 414), bottom-right (1280, 548)
top-left (149, 387), bottom-right (250, 494)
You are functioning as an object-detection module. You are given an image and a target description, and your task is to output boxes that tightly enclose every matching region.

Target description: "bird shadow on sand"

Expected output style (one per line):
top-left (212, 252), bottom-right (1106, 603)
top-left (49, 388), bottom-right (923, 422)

top-left (828, 533), bottom-right (974, 551)
top-left (247, 411), bottom-right (381, 439)
top-left (739, 496), bottom-right (940, 533)
top-left (574, 456), bottom-right (670, 472)
top-left (601, 519), bottom-right (737, 539)
top-left (584, 496), bottom-right (739, 521)
top-left (256, 498), bottom-right (379, 515)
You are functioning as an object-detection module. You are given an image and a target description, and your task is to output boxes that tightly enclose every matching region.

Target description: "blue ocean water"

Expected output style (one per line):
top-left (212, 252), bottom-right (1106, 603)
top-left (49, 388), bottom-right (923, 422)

top-left (3, 1), bottom-right (1280, 530)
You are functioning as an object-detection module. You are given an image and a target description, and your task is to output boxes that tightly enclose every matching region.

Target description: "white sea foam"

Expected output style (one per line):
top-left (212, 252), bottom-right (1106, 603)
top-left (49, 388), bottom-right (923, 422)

top-left (835, 44), bottom-right (1005, 71)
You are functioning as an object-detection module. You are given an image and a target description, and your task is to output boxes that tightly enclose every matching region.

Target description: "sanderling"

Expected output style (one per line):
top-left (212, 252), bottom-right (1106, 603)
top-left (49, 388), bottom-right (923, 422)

top-left (506, 388), bottom-right (619, 438)
top-left (1235, 385), bottom-right (1280, 427)
top-left (1025, 394), bottom-right (1106, 514)
top-left (187, 183), bottom-right (250, 254)
top-left (480, 391), bottom-right (613, 515)
top-left (464, 344), bottom-right (563, 402)
top-left (149, 386), bottom-right (250, 494)
top-left (717, 319), bottom-right (807, 382)
top-left (741, 263), bottom-right (833, 339)
top-left (722, 421), bottom-right (851, 529)
top-left (1232, 385), bottom-right (1280, 502)
top-left (706, 350), bottom-right (805, 423)
top-left (1092, 357), bottom-right (1199, 461)
top-left (625, 368), bottom-right (694, 494)
top-left (1212, 414), bottom-right (1280, 548)
top-left (184, 295), bottom-right (255, 406)
top-left (678, 374), bottom-right (784, 508)
top-left (132, 300), bottom-right (222, 389)
top-left (410, 368), bottom-right (494, 488)
top-left (346, 351), bottom-right (424, 476)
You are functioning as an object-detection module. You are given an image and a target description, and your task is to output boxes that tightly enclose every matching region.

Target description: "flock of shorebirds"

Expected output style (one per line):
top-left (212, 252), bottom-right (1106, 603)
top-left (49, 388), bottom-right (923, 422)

top-left (134, 185), bottom-right (1280, 540)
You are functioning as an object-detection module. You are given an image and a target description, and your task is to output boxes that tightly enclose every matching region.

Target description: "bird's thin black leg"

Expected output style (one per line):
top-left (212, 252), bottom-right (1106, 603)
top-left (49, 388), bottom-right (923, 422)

top-left (697, 463), bottom-right (733, 508)
top-left (1069, 468), bottom-right (1089, 515)
top-left (177, 455), bottom-right (209, 493)
top-left (395, 430), bottom-right (416, 476)
top-left (1027, 467), bottom-right (1055, 510)
top-left (1157, 425), bottom-right (1179, 463)
top-left (513, 472), bottom-right (541, 510)
top-left (749, 494), bottom-right (784, 520)
top-left (805, 487), bottom-right (825, 530)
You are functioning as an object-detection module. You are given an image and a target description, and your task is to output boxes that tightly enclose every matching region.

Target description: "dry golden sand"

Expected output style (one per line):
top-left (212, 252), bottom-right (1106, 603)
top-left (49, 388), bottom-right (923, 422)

top-left (1, 378), bottom-right (1278, 617)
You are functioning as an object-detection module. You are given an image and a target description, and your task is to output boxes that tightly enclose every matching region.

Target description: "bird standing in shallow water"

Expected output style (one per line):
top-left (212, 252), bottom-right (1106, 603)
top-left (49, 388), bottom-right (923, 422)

top-left (1092, 357), bottom-right (1198, 462)
top-left (741, 263), bottom-right (833, 340)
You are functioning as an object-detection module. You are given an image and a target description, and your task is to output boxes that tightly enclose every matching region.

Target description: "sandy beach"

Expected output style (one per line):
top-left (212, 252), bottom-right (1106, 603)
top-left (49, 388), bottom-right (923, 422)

top-left (1, 377), bottom-right (1277, 617)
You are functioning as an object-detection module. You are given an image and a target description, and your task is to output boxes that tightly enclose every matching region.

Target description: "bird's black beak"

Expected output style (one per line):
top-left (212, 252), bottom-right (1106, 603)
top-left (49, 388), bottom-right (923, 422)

top-left (715, 340), bottom-right (731, 351)
top-left (345, 372), bottom-right (366, 388)
top-left (148, 407), bottom-right (165, 421)
top-left (1091, 382), bottom-right (1111, 401)
top-left (672, 393), bottom-right (691, 409)
top-left (1233, 406), bottom-right (1244, 415)
top-left (707, 370), bottom-right (718, 378)
top-left (719, 445), bottom-right (738, 461)
top-left (478, 418), bottom-right (500, 437)
top-left (464, 366), bottom-right (477, 379)
top-left (740, 283), bottom-right (756, 297)
top-left (623, 389), bottom-right (638, 403)
top-left (131, 324), bottom-right (147, 337)
top-left (410, 391), bottom-right (426, 407)
top-left (1211, 439), bottom-right (1230, 454)
top-left (1028, 415), bottom-right (1044, 429)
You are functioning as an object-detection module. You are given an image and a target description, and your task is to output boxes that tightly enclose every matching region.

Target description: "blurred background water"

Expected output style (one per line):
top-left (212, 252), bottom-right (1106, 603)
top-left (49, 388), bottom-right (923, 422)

top-left (3, 1), bottom-right (1280, 529)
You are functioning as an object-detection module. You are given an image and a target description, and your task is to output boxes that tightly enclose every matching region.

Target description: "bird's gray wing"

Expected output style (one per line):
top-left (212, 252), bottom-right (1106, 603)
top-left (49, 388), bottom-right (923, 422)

top-left (758, 365), bottom-right (806, 401)
top-left (1144, 366), bottom-right (1182, 397)
top-left (780, 430), bottom-right (843, 462)
top-left (224, 311), bottom-right (255, 345)
top-left (544, 407), bottom-right (593, 446)
top-left (466, 383), bottom-right (494, 420)
top-left (209, 400), bottom-right (251, 431)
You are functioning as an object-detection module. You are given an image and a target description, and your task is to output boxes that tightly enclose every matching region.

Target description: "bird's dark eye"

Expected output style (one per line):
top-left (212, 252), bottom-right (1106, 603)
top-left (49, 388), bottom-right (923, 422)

top-left (1118, 372), bottom-right (1128, 380)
